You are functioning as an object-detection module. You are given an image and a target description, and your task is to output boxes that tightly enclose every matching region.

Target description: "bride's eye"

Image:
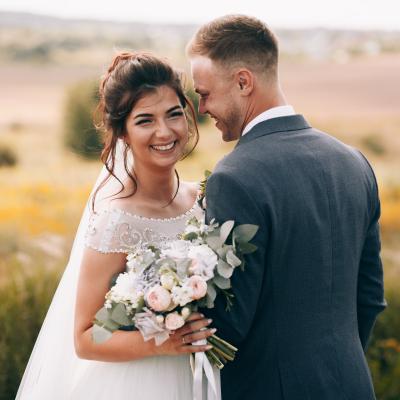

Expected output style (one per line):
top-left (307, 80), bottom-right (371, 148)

top-left (169, 111), bottom-right (184, 119)
top-left (136, 119), bottom-right (153, 125)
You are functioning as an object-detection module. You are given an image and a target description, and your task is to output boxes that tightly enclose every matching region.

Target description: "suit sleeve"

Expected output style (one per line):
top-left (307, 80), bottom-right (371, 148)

top-left (357, 173), bottom-right (386, 351)
top-left (200, 170), bottom-right (267, 346)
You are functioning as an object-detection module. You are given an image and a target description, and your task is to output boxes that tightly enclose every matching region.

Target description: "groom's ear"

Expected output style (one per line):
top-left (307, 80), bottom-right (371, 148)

top-left (235, 69), bottom-right (254, 96)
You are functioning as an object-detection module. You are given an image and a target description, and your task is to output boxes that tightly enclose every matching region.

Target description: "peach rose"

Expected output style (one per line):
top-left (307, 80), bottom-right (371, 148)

top-left (165, 312), bottom-right (185, 331)
top-left (146, 285), bottom-right (171, 312)
top-left (187, 275), bottom-right (208, 300)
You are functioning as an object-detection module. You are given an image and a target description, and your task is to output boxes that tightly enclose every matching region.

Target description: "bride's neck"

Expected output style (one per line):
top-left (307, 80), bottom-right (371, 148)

top-left (134, 165), bottom-right (178, 205)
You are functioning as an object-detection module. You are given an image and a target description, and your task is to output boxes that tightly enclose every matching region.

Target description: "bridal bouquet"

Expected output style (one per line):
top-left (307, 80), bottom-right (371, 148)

top-left (92, 216), bottom-right (258, 369)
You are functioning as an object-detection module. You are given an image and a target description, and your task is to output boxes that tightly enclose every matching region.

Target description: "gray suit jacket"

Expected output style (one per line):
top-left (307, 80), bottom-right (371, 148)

top-left (204, 115), bottom-right (386, 400)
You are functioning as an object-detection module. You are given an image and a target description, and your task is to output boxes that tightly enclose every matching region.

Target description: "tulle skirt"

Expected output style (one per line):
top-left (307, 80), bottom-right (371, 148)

top-left (69, 355), bottom-right (193, 399)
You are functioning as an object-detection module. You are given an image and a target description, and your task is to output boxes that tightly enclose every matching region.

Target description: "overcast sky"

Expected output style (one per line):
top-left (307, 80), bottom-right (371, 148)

top-left (1, 0), bottom-right (399, 30)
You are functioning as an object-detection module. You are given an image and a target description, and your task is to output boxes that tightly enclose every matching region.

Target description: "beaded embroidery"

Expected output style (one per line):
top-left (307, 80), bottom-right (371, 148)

top-left (84, 201), bottom-right (203, 254)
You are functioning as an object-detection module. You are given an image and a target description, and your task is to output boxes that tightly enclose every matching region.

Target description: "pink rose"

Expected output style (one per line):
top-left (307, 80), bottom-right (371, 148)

top-left (146, 285), bottom-right (171, 312)
top-left (165, 312), bottom-right (185, 331)
top-left (187, 275), bottom-right (208, 300)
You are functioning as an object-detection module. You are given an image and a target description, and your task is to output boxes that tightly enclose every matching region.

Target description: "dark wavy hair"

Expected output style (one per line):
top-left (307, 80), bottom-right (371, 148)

top-left (91, 51), bottom-right (199, 212)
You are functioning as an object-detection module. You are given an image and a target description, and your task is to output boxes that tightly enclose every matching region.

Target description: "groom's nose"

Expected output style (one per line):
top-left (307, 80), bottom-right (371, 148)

top-left (198, 99), bottom-right (207, 115)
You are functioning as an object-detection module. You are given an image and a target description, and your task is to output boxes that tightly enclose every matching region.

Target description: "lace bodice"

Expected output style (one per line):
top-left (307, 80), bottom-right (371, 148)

top-left (84, 201), bottom-right (204, 254)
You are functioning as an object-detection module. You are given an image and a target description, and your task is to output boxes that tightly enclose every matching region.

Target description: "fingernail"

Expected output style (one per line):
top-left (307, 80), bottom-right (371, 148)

top-left (207, 319), bottom-right (213, 324)
top-left (210, 328), bottom-right (217, 334)
top-left (200, 314), bottom-right (204, 317)
top-left (206, 345), bottom-right (213, 350)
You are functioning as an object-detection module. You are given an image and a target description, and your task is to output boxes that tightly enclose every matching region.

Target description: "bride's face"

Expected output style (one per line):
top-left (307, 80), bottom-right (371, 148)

top-left (124, 85), bottom-right (188, 170)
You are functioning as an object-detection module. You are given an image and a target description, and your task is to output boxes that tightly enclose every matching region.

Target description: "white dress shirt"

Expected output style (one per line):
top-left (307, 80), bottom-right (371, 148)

top-left (242, 105), bottom-right (296, 136)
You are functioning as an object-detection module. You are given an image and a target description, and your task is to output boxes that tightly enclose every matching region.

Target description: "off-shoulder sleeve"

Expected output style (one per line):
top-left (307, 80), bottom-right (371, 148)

top-left (84, 209), bottom-right (145, 254)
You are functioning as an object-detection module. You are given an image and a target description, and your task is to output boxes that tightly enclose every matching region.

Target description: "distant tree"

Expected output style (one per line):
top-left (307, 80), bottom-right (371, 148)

top-left (63, 80), bottom-right (102, 159)
top-left (0, 145), bottom-right (17, 167)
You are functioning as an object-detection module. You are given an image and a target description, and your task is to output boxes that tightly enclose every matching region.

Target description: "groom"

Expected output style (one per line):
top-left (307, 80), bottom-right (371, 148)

top-left (187, 15), bottom-right (386, 400)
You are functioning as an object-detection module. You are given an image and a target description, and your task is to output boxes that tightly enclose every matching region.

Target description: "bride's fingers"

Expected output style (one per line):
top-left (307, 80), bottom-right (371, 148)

top-left (181, 343), bottom-right (213, 354)
top-left (182, 328), bottom-right (217, 345)
top-left (185, 312), bottom-right (205, 322)
top-left (177, 317), bottom-right (212, 336)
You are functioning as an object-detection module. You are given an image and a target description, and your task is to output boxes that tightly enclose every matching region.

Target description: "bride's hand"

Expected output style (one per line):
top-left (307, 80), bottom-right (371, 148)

top-left (156, 313), bottom-right (216, 356)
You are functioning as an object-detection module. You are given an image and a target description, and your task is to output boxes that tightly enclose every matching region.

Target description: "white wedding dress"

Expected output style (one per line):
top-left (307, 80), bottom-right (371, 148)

top-left (16, 140), bottom-right (219, 400)
top-left (71, 201), bottom-right (204, 399)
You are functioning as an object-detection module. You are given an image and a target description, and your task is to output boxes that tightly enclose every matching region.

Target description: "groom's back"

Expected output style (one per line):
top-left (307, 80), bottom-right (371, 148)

top-left (207, 116), bottom-right (385, 400)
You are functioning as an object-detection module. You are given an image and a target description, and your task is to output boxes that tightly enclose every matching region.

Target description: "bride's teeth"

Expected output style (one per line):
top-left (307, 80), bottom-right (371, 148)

top-left (152, 142), bottom-right (175, 151)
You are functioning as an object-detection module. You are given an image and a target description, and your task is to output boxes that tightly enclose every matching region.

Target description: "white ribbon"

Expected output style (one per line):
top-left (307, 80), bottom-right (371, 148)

top-left (192, 340), bottom-right (221, 400)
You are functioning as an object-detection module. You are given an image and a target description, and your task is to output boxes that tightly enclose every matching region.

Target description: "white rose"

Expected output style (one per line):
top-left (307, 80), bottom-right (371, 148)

top-left (109, 272), bottom-right (141, 306)
top-left (188, 244), bottom-right (217, 281)
top-left (171, 285), bottom-right (194, 307)
top-left (161, 240), bottom-right (190, 259)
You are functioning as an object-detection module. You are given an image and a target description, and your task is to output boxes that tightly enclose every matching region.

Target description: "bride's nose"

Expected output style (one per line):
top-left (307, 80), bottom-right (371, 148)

top-left (154, 119), bottom-right (174, 139)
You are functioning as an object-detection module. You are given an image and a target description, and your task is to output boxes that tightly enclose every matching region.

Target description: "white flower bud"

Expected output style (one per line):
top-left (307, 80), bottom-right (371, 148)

top-left (181, 307), bottom-right (191, 320)
top-left (160, 273), bottom-right (176, 290)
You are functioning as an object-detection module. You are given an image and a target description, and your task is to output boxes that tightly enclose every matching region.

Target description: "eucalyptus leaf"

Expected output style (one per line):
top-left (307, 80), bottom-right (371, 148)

top-left (111, 303), bottom-right (131, 326)
top-left (217, 259), bottom-right (234, 279)
top-left (226, 250), bottom-right (242, 268)
top-left (238, 242), bottom-right (258, 254)
top-left (92, 324), bottom-right (113, 344)
top-left (213, 275), bottom-right (231, 290)
top-left (216, 244), bottom-right (233, 260)
top-left (216, 246), bottom-right (228, 260)
top-left (95, 307), bottom-right (110, 324)
top-left (103, 318), bottom-right (120, 331)
top-left (206, 235), bottom-right (223, 251)
top-left (233, 224), bottom-right (259, 243)
top-left (207, 283), bottom-right (217, 302)
top-left (206, 294), bottom-right (215, 308)
top-left (219, 220), bottom-right (235, 243)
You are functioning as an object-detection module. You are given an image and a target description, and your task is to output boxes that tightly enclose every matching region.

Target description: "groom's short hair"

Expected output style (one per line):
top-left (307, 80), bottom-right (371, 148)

top-left (187, 15), bottom-right (278, 77)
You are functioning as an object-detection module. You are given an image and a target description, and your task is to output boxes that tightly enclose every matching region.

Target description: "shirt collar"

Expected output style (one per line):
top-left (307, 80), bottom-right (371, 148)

top-left (242, 105), bottom-right (296, 136)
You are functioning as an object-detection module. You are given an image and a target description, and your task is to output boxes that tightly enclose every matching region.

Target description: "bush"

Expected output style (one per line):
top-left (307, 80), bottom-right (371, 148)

top-left (367, 290), bottom-right (400, 399)
top-left (0, 145), bottom-right (17, 167)
top-left (362, 134), bottom-right (386, 156)
top-left (63, 79), bottom-right (103, 159)
top-left (0, 258), bottom-right (61, 400)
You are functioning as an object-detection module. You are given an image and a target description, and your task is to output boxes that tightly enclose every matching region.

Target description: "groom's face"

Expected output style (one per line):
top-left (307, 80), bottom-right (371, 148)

top-left (190, 56), bottom-right (242, 142)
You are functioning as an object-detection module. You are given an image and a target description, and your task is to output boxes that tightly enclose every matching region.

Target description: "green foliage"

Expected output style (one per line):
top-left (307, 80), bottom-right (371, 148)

top-left (0, 259), bottom-right (61, 400)
top-left (63, 80), bottom-right (103, 159)
top-left (185, 87), bottom-right (209, 125)
top-left (0, 145), bottom-right (17, 167)
top-left (367, 289), bottom-right (400, 400)
top-left (362, 134), bottom-right (386, 156)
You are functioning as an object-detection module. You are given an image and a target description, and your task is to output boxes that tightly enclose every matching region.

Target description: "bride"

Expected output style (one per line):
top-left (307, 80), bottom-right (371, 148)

top-left (17, 52), bottom-right (218, 399)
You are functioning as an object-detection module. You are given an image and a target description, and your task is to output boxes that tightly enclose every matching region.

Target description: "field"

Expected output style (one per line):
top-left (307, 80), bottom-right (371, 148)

top-left (0, 51), bottom-right (399, 399)
top-left (1, 52), bottom-right (399, 252)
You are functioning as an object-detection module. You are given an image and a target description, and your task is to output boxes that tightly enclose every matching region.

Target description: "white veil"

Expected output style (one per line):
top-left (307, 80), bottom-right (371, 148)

top-left (16, 139), bottom-right (133, 400)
